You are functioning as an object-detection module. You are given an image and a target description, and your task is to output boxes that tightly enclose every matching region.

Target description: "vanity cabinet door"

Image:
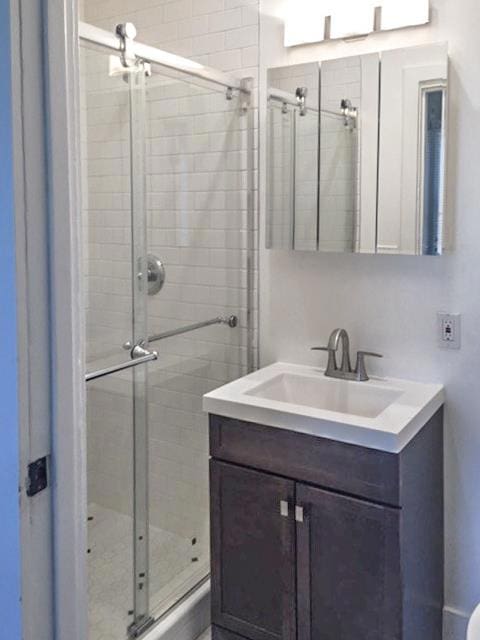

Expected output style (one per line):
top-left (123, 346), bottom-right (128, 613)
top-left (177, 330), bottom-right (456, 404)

top-left (210, 461), bottom-right (296, 640)
top-left (296, 483), bottom-right (402, 640)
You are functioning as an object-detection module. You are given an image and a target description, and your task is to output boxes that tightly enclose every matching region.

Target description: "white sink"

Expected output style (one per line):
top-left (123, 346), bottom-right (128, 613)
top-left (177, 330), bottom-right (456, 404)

top-left (203, 362), bottom-right (444, 452)
top-left (246, 372), bottom-right (404, 419)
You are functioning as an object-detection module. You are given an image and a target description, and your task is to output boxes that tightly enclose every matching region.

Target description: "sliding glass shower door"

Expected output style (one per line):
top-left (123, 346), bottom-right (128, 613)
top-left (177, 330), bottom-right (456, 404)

top-left (81, 43), bottom-right (153, 639)
top-left (81, 29), bottom-right (253, 640)
top-left (143, 67), bottom-right (252, 619)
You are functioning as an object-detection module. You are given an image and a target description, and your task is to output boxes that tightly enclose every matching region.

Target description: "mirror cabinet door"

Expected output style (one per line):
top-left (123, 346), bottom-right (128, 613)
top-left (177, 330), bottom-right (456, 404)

top-left (377, 43), bottom-right (448, 255)
top-left (294, 104), bottom-right (320, 251)
top-left (318, 57), bottom-right (359, 253)
top-left (267, 63), bottom-right (319, 250)
top-left (265, 43), bottom-right (448, 256)
top-left (267, 98), bottom-right (295, 250)
top-left (319, 54), bottom-right (379, 253)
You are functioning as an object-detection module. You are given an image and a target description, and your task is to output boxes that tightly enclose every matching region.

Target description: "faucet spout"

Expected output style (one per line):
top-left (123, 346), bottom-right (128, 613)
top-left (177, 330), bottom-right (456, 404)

top-left (312, 329), bottom-right (382, 382)
top-left (328, 328), bottom-right (352, 373)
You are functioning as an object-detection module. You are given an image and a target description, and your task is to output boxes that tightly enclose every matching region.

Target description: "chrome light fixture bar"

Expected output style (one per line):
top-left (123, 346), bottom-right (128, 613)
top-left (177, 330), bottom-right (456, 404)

top-left (79, 21), bottom-right (249, 93)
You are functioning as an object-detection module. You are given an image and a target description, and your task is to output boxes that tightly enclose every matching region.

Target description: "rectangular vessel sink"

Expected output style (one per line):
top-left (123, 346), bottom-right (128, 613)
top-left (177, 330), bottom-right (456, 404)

top-left (203, 362), bottom-right (444, 452)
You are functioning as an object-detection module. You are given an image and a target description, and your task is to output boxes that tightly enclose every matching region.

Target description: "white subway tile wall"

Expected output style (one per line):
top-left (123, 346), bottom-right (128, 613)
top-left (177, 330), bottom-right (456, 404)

top-left (81, 0), bottom-right (259, 624)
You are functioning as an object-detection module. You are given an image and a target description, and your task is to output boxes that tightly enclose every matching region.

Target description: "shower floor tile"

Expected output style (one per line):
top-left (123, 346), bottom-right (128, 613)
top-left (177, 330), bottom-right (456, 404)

top-left (88, 503), bottom-right (207, 640)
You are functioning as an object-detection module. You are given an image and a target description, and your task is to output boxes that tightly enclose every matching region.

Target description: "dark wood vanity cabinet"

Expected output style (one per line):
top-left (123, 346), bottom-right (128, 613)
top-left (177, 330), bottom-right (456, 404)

top-left (295, 484), bottom-right (402, 640)
top-left (210, 463), bottom-right (296, 640)
top-left (209, 411), bottom-right (444, 640)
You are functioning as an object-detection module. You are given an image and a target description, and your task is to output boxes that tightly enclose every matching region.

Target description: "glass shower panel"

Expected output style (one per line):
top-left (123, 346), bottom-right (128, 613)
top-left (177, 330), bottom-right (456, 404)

top-left (143, 68), bottom-right (250, 618)
top-left (81, 29), bottom-right (253, 633)
top-left (81, 42), bottom-right (135, 640)
top-left (81, 45), bottom-right (133, 364)
top-left (81, 44), bottom-right (150, 640)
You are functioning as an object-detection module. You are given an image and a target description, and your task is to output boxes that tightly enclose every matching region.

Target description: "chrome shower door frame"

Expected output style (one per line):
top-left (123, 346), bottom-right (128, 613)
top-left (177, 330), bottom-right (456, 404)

top-left (128, 61), bottom-right (153, 637)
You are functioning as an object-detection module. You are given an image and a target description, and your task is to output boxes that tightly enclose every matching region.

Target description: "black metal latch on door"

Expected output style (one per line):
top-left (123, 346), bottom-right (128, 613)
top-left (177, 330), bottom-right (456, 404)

top-left (26, 456), bottom-right (48, 497)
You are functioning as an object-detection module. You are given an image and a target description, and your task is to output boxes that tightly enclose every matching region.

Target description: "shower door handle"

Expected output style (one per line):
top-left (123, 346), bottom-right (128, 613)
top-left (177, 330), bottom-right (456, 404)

top-left (85, 345), bottom-right (158, 382)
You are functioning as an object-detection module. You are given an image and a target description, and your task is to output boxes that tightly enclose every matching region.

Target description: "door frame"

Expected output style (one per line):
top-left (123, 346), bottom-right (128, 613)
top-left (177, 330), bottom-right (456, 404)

top-left (12, 2), bottom-right (55, 638)
top-left (2, 2), bottom-right (23, 637)
top-left (44, 1), bottom-right (88, 639)
top-left (9, 0), bottom-right (86, 639)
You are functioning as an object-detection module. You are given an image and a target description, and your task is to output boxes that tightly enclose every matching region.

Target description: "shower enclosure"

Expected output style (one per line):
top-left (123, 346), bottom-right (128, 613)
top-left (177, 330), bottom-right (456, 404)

top-left (79, 22), bottom-right (254, 640)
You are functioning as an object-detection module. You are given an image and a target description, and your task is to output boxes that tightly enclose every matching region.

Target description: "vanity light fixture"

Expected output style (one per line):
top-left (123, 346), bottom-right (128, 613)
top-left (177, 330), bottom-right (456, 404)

top-left (284, 1), bottom-right (327, 46)
top-left (381, 0), bottom-right (430, 31)
top-left (284, 0), bottom-right (429, 47)
top-left (329, 0), bottom-right (377, 39)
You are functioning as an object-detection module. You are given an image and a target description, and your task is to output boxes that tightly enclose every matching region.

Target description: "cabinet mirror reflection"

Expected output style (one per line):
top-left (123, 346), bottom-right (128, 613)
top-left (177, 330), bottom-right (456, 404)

top-left (266, 43), bottom-right (448, 255)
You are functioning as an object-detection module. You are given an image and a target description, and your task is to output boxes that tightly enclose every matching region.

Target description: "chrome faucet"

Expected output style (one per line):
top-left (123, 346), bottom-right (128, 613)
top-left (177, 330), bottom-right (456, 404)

top-left (312, 328), bottom-right (382, 382)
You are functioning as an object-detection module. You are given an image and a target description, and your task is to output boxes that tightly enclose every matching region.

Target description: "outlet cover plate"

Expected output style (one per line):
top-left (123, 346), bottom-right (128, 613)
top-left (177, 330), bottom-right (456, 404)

top-left (437, 312), bottom-right (461, 349)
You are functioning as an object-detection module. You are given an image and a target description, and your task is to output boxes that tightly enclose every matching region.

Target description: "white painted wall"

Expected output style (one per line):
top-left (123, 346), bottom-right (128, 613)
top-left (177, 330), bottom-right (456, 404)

top-left (259, 0), bottom-right (480, 636)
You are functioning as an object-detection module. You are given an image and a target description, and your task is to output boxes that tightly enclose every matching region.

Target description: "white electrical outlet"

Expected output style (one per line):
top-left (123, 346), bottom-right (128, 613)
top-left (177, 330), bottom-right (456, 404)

top-left (437, 313), bottom-right (461, 349)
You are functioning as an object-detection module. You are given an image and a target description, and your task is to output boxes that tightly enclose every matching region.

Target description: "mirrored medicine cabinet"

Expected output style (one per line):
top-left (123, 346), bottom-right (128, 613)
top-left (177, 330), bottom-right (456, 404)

top-left (266, 43), bottom-right (448, 255)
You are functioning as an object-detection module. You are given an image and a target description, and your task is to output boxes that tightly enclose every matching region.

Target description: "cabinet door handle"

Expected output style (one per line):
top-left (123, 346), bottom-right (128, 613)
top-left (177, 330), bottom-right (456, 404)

top-left (295, 505), bottom-right (304, 523)
top-left (280, 500), bottom-right (289, 518)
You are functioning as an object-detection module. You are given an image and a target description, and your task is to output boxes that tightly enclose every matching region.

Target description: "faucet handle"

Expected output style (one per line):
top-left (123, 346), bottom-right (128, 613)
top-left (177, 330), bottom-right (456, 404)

top-left (312, 346), bottom-right (338, 375)
top-left (357, 350), bottom-right (383, 358)
top-left (355, 351), bottom-right (383, 381)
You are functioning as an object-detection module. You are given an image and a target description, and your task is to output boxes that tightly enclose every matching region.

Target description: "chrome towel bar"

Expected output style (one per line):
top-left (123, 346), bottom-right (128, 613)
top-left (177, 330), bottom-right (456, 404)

top-left (123, 315), bottom-right (238, 351)
top-left (86, 345), bottom-right (158, 382)
top-left (87, 316), bottom-right (237, 382)
top-left (148, 315), bottom-right (238, 344)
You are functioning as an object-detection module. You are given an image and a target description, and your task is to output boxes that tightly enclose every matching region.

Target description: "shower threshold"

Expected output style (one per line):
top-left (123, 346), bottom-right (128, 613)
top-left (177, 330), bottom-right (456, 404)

top-left (142, 578), bottom-right (210, 640)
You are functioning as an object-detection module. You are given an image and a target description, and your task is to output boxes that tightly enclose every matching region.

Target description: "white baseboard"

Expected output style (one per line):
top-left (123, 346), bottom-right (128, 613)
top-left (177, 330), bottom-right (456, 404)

top-left (142, 580), bottom-right (210, 640)
top-left (444, 606), bottom-right (469, 640)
